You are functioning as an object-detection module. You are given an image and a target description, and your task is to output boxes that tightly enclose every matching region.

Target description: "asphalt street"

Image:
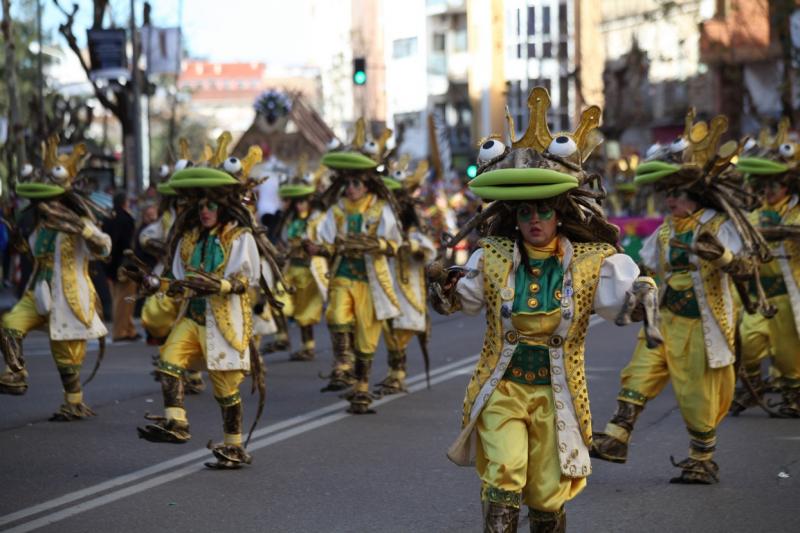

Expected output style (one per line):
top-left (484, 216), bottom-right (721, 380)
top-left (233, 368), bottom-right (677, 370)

top-left (0, 312), bottom-right (798, 532)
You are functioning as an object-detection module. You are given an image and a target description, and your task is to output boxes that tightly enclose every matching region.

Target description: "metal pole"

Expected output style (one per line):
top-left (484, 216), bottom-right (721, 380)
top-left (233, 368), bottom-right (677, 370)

top-left (129, 0), bottom-right (143, 193)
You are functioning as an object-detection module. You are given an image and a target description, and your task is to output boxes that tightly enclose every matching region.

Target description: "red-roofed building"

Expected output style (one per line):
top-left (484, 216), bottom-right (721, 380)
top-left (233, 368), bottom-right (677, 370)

top-left (179, 61), bottom-right (269, 102)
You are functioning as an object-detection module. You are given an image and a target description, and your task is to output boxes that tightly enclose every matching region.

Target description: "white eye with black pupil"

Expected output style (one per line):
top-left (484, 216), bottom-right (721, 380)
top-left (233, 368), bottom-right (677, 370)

top-left (646, 143), bottom-right (661, 158)
top-left (160, 164), bottom-right (170, 178)
top-left (393, 170), bottom-right (404, 179)
top-left (20, 164), bottom-right (33, 177)
top-left (478, 139), bottom-right (506, 162)
top-left (224, 157), bottom-right (243, 173)
top-left (327, 138), bottom-right (341, 150)
top-left (780, 143), bottom-right (795, 158)
top-left (743, 138), bottom-right (757, 152)
top-left (363, 141), bottom-right (379, 155)
top-left (175, 159), bottom-right (189, 171)
top-left (670, 137), bottom-right (689, 153)
top-left (547, 136), bottom-right (577, 157)
top-left (51, 165), bottom-right (68, 179)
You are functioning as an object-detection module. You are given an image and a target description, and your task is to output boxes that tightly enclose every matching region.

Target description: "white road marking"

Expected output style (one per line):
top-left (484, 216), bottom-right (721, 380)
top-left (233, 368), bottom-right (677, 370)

top-left (0, 354), bottom-right (479, 531)
top-left (3, 316), bottom-right (614, 531)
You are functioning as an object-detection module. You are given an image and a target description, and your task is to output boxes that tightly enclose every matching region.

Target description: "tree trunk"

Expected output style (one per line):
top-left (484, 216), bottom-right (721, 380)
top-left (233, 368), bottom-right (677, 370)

top-left (1, 0), bottom-right (27, 196)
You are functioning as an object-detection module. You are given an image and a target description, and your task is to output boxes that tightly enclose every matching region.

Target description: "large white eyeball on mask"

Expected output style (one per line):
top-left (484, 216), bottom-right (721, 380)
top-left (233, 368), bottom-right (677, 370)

top-left (743, 138), bottom-right (757, 152)
top-left (362, 140), bottom-right (379, 155)
top-left (478, 139), bottom-right (506, 162)
top-left (51, 165), bottom-right (69, 180)
top-left (159, 164), bottom-right (170, 178)
top-left (20, 163), bottom-right (33, 178)
top-left (175, 159), bottom-right (190, 171)
top-left (391, 169), bottom-right (406, 181)
top-left (646, 143), bottom-right (661, 158)
top-left (779, 143), bottom-right (796, 158)
top-left (327, 137), bottom-right (341, 150)
top-left (224, 157), bottom-right (243, 174)
top-left (548, 136), bottom-right (578, 157)
top-left (669, 137), bottom-right (689, 153)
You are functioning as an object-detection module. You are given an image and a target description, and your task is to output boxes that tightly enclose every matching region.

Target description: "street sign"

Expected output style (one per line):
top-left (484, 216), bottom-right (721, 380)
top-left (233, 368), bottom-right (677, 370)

top-left (87, 28), bottom-right (129, 81)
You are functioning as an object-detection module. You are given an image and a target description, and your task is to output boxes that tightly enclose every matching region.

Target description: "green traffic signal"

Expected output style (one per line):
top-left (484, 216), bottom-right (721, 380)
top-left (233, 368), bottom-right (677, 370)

top-left (354, 70), bottom-right (367, 85)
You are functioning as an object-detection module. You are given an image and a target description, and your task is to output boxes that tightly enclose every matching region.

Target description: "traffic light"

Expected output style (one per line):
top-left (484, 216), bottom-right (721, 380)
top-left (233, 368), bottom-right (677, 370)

top-left (466, 164), bottom-right (478, 179)
top-left (353, 57), bottom-right (367, 85)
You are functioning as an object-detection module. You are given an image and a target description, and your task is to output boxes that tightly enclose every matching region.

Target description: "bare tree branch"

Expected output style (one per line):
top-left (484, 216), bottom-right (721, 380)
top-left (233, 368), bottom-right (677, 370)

top-left (52, 0), bottom-right (121, 117)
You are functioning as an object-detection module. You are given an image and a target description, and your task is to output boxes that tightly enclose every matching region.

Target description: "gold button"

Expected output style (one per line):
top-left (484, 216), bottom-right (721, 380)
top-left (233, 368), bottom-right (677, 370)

top-left (529, 282), bottom-right (540, 294)
top-left (512, 367), bottom-right (522, 377)
top-left (524, 371), bottom-right (535, 382)
top-left (554, 289), bottom-right (562, 300)
top-left (538, 367), bottom-right (549, 378)
top-left (500, 287), bottom-right (514, 301)
top-left (530, 267), bottom-right (542, 277)
top-left (505, 330), bottom-right (519, 343)
top-left (527, 297), bottom-right (539, 308)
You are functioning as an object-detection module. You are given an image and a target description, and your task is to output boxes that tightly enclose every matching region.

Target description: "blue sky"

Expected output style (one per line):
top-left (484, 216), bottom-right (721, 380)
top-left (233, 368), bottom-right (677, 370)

top-left (26, 0), bottom-right (315, 66)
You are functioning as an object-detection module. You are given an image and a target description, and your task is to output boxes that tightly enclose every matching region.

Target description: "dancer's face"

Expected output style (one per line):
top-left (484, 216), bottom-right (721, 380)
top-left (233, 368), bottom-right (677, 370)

top-left (764, 181), bottom-right (789, 205)
top-left (665, 190), bottom-right (699, 218)
top-left (344, 176), bottom-right (367, 202)
top-left (517, 202), bottom-right (558, 246)
top-left (199, 199), bottom-right (219, 228)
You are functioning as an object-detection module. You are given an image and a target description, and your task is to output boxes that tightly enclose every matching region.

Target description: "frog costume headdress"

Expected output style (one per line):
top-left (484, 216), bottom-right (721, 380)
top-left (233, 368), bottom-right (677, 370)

top-left (278, 154), bottom-right (325, 199)
top-left (17, 134), bottom-right (87, 199)
top-left (383, 155), bottom-right (431, 230)
top-left (444, 86), bottom-right (618, 247)
top-left (736, 117), bottom-right (800, 190)
top-left (16, 134), bottom-right (109, 223)
top-left (319, 118), bottom-right (401, 216)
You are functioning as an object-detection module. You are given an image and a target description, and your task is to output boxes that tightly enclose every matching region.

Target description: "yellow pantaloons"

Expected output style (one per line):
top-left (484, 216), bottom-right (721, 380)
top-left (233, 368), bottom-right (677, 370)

top-left (3, 292), bottom-right (87, 402)
top-left (326, 277), bottom-right (381, 357)
top-left (740, 294), bottom-right (800, 383)
top-left (476, 380), bottom-right (585, 512)
top-left (284, 264), bottom-right (323, 327)
top-left (158, 318), bottom-right (245, 427)
top-left (141, 294), bottom-right (180, 339)
top-left (383, 325), bottom-right (416, 352)
top-left (619, 310), bottom-right (734, 457)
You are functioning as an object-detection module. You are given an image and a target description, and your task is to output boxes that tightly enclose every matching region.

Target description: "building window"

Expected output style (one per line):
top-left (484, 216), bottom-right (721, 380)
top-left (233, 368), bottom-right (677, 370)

top-left (558, 41), bottom-right (568, 59)
top-left (559, 75), bottom-right (569, 109)
top-left (433, 33), bottom-right (446, 52)
top-left (453, 29), bottom-right (467, 52)
top-left (542, 6), bottom-right (551, 35)
top-left (527, 43), bottom-right (536, 58)
top-left (527, 6), bottom-right (536, 36)
top-left (393, 37), bottom-right (418, 59)
top-left (542, 42), bottom-right (552, 58)
top-left (517, 43), bottom-right (523, 58)
top-left (516, 8), bottom-right (521, 37)
top-left (558, 2), bottom-right (567, 35)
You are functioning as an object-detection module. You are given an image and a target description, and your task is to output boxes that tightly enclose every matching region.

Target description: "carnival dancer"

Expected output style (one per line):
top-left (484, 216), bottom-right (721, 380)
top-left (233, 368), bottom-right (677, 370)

top-left (139, 140), bottom-right (208, 393)
top-left (275, 159), bottom-right (328, 361)
top-left (732, 120), bottom-right (800, 417)
top-left (0, 135), bottom-right (111, 420)
top-left (136, 133), bottom-right (269, 469)
top-left (317, 119), bottom-right (403, 413)
top-left (591, 109), bottom-right (771, 484)
top-left (429, 88), bottom-right (659, 532)
top-left (375, 157), bottom-right (435, 394)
